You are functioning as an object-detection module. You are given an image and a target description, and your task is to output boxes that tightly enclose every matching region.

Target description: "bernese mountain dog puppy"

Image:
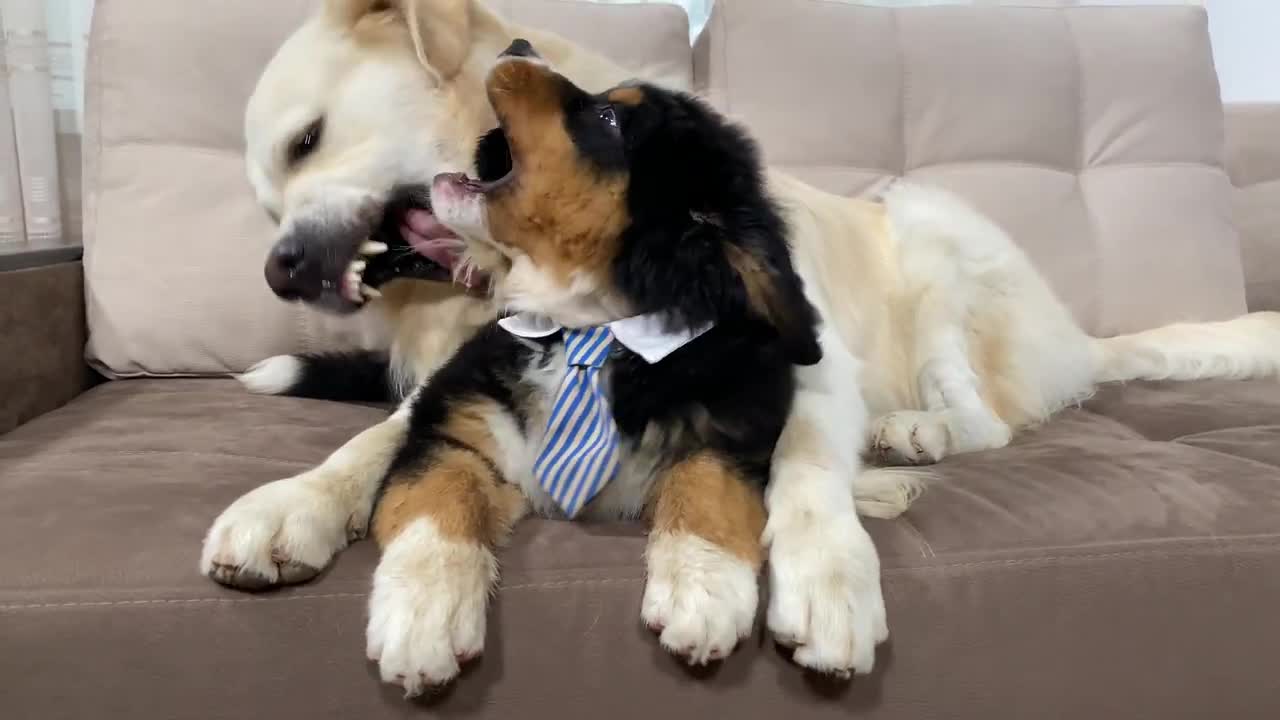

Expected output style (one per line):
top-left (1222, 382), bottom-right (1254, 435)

top-left (362, 40), bottom-right (822, 695)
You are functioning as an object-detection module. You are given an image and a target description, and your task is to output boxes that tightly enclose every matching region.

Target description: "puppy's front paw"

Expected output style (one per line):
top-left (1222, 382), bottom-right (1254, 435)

top-left (367, 519), bottom-right (495, 697)
top-left (766, 509), bottom-right (887, 677)
top-left (201, 473), bottom-right (365, 591)
top-left (641, 532), bottom-right (758, 666)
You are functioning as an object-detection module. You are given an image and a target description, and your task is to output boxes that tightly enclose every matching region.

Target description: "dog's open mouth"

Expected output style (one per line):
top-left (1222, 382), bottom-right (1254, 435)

top-left (355, 131), bottom-right (512, 300)
top-left (343, 185), bottom-right (487, 301)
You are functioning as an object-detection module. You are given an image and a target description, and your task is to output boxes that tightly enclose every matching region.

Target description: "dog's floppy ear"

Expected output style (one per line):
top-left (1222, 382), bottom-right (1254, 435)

top-left (324, 0), bottom-right (473, 81)
top-left (704, 220), bottom-right (826, 367)
top-left (720, 230), bottom-right (824, 366)
top-left (398, 0), bottom-right (473, 82)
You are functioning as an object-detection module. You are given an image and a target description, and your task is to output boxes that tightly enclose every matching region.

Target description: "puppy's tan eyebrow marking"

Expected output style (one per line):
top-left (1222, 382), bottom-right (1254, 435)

top-left (607, 87), bottom-right (645, 106)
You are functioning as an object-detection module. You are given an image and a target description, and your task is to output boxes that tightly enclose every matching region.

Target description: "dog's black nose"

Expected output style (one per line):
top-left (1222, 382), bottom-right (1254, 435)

top-left (500, 38), bottom-right (540, 59)
top-left (264, 235), bottom-right (316, 301)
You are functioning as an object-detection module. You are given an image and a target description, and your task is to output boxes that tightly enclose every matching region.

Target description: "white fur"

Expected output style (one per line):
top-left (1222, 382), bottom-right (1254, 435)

top-left (238, 355), bottom-right (303, 395)
top-left (763, 325), bottom-right (888, 676)
top-left (641, 532), bottom-right (758, 665)
top-left (367, 517), bottom-right (495, 696)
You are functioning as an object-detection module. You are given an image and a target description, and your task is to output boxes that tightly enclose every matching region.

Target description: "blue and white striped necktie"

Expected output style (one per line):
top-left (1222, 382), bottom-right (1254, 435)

top-left (533, 326), bottom-right (621, 517)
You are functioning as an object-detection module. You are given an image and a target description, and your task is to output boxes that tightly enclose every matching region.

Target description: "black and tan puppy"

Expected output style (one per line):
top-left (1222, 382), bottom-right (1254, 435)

top-left (362, 43), bottom-right (821, 694)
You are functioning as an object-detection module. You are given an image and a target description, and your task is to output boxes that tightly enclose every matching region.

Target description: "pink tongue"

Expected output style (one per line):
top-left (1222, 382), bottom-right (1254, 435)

top-left (402, 209), bottom-right (462, 269)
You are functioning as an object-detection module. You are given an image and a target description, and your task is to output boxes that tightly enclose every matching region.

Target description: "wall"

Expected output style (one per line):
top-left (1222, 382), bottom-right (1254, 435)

top-left (1205, 0), bottom-right (1280, 102)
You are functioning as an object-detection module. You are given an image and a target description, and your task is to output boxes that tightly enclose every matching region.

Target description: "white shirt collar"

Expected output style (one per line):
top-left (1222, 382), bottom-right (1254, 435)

top-left (498, 311), bottom-right (712, 364)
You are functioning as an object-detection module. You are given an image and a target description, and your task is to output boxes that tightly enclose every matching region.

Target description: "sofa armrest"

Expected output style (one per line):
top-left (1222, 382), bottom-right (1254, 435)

top-left (1225, 102), bottom-right (1280, 312)
top-left (0, 245), bottom-right (94, 434)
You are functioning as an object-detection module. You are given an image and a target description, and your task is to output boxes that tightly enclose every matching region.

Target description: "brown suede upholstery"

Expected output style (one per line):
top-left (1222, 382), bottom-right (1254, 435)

top-left (3, 379), bottom-right (1278, 718)
top-left (0, 261), bottom-right (92, 434)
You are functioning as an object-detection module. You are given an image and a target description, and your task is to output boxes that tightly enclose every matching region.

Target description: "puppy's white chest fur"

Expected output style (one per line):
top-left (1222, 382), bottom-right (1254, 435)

top-left (482, 342), bottom-right (665, 520)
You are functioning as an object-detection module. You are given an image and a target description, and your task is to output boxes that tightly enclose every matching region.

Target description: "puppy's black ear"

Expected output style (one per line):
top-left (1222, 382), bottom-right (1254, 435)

top-left (715, 221), bottom-right (823, 366)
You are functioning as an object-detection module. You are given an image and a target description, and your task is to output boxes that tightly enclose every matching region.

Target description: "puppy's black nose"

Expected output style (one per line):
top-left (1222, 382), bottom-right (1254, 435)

top-left (500, 38), bottom-right (540, 59)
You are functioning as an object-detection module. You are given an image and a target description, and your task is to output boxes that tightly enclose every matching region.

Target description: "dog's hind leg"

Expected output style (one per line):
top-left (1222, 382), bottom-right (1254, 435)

top-left (870, 290), bottom-right (1012, 466)
top-left (366, 397), bottom-right (527, 696)
top-left (200, 395), bottom-right (411, 590)
top-left (642, 451), bottom-right (766, 666)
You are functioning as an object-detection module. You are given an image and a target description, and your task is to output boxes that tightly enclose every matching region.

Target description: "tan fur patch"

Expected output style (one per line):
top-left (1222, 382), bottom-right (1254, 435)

top-left (724, 243), bottom-right (782, 330)
top-left (971, 321), bottom-right (1025, 427)
top-left (649, 452), bottom-right (766, 567)
top-left (372, 398), bottom-right (527, 548)
top-left (484, 60), bottom-right (630, 287)
top-left (607, 86), bottom-right (645, 106)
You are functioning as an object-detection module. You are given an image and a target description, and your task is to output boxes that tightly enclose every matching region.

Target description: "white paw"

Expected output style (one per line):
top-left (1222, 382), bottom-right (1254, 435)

top-left (641, 532), bottom-right (758, 665)
top-left (765, 508), bottom-right (887, 677)
top-left (200, 473), bottom-right (365, 590)
top-left (870, 410), bottom-right (950, 466)
top-left (367, 519), bottom-right (495, 697)
top-left (238, 355), bottom-right (302, 395)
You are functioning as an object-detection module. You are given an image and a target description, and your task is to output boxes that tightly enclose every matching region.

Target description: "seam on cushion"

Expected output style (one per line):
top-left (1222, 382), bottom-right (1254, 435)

top-left (9, 543), bottom-right (1275, 611)
top-left (0, 579), bottom-right (649, 611)
top-left (1171, 424), bottom-right (1280, 443)
top-left (1168, 437), bottom-right (1280, 472)
top-left (503, 577), bottom-right (642, 591)
top-left (891, 8), bottom-right (907, 175)
top-left (1064, 9), bottom-right (1104, 332)
top-left (0, 592), bottom-right (367, 611)
top-left (0, 449), bottom-right (314, 467)
top-left (883, 539), bottom-right (1280, 576)
top-left (100, 140), bottom-right (241, 158)
top-left (895, 515), bottom-right (936, 559)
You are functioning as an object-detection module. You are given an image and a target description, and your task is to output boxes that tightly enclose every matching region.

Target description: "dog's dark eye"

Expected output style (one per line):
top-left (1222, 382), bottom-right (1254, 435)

top-left (288, 118), bottom-right (324, 165)
top-left (598, 105), bottom-right (618, 130)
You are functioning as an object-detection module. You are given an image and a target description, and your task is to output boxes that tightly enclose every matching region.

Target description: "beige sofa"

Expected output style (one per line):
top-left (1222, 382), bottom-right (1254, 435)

top-left (3, 1), bottom-right (1279, 717)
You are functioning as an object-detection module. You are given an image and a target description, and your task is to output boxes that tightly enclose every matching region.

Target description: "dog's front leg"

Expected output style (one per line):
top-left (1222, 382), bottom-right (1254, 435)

top-left (642, 451), bottom-right (766, 665)
top-left (366, 405), bottom-right (527, 697)
top-left (765, 327), bottom-right (889, 677)
top-left (201, 397), bottom-right (412, 590)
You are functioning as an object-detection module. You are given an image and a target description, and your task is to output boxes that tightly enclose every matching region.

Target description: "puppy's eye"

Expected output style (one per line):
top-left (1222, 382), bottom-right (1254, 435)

top-left (598, 105), bottom-right (618, 130)
top-left (288, 118), bottom-right (324, 165)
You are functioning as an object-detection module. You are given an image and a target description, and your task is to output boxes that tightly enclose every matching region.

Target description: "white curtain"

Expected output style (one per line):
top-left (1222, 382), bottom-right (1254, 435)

top-left (0, 0), bottom-right (89, 249)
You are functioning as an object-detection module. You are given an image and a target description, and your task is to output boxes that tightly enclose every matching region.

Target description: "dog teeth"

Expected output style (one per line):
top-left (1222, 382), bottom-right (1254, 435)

top-left (343, 272), bottom-right (363, 303)
top-left (360, 241), bottom-right (388, 256)
top-left (361, 284), bottom-right (382, 299)
top-left (350, 259), bottom-right (367, 273)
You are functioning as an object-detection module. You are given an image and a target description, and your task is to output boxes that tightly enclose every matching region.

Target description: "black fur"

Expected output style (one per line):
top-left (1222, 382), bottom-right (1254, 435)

top-left (380, 76), bottom-right (823, 508)
top-left (285, 351), bottom-right (394, 403)
top-left (582, 86), bottom-right (822, 366)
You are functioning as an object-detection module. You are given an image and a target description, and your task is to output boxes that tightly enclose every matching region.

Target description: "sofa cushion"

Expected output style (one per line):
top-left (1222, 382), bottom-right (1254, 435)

top-left (81, 0), bottom-right (692, 377)
top-left (4, 378), bottom-right (1278, 718)
top-left (695, 0), bottom-right (1247, 336)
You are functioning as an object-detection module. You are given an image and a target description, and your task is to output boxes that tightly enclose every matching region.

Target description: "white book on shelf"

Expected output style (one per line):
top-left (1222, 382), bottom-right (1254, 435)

top-left (0, 8), bottom-right (25, 246)
top-left (2, 0), bottom-right (62, 245)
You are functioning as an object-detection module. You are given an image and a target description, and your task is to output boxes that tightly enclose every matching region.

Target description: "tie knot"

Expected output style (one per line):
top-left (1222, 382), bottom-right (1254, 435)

top-left (563, 326), bottom-right (613, 368)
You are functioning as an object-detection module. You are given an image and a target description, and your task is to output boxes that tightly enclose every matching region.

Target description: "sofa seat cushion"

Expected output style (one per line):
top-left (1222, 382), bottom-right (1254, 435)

top-left (3, 379), bottom-right (1278, 719)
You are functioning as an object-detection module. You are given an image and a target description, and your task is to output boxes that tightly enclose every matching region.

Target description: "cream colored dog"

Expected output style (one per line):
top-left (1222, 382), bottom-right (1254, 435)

top-left (201, 0), bottom-right (1280, 694)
